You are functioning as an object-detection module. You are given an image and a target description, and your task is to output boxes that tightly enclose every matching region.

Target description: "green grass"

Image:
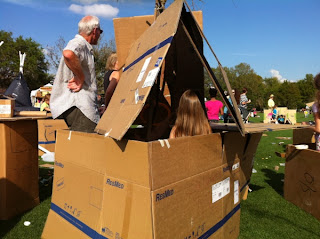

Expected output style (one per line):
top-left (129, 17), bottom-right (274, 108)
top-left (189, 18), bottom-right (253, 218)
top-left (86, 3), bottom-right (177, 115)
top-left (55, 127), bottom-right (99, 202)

top-left (1, 112), bottom-right (319, 238)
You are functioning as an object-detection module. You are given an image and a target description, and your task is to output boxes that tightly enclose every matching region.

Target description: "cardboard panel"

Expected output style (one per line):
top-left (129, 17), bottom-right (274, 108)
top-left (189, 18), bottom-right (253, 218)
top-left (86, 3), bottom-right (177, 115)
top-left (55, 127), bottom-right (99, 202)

top-left (38, 119), bottom-right (68, 156)
top-left (113, 11), bottom-right (203, 72)
top-left (55, 130), bottom-right (150, 188)
top-left (152, 165), bottom-right (240, 239)
top-left (284, 145), bottom-right (320, 220)
top-left (293, 127), bottom-right (315, 145)
top-left (95, 0), bottom-right (184, 139)
top-left (100, 176), bottom-right (153, 239)
top-left (150, 133), bottom-right (222, 190)
top-left (0, 120), bottom-right (39, 220)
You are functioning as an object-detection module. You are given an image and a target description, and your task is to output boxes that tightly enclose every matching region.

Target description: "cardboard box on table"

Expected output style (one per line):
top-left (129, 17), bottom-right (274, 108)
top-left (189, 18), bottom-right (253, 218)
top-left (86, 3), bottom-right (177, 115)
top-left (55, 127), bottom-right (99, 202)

top-left (0, 95), bottom-right (15, 118)
top-left (38, 119), bottom-right (68, 156)
top-left (0, 118), bottom-right (39, 220)
top-left (284, 128), bottom-right (320, 220)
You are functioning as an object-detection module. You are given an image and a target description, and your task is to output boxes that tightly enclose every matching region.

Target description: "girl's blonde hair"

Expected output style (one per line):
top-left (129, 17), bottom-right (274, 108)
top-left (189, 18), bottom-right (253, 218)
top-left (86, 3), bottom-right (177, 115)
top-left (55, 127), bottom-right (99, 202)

top-left (173, 90), bottom-right (211, 138)
top-left (44, 94), bottom-right (50, 102)
top-left (105, 53), bottom-right (118, 71)
top-left (314, 73), bottom-right (320, 113)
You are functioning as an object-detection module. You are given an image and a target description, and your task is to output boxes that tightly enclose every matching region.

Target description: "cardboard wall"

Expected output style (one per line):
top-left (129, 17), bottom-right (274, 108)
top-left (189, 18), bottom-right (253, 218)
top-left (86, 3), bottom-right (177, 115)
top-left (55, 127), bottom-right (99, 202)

top-left (42, 130), bottom-right (247, 239)
top-left (0, 120), bottom-right (39, 220)
top-left (263, 107), bottom-right (296, 124)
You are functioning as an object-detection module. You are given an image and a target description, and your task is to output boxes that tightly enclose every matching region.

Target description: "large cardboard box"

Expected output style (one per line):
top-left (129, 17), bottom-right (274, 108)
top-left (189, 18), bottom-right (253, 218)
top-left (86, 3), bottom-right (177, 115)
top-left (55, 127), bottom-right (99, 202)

top-left (38, 119), bottom-right (68, 156)
top-left (0, 119), bottom-right (39, 220)
top-left (42, 130), bottom-right (242, 239)
top-left (284, 128), bottom-right (320, 220)
top-left (284, 144), bottom-right (320, 220)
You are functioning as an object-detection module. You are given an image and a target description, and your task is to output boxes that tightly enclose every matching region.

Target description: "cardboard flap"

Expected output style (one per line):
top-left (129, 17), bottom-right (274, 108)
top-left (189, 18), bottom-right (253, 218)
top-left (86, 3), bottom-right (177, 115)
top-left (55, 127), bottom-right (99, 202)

top-left (95, 0), bottom-right (184, 140)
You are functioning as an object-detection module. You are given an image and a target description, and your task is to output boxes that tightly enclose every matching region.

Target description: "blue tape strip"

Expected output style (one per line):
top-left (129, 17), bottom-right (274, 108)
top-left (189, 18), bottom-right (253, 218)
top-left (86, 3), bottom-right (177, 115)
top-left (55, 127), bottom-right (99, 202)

top-left (51, 203), bottom-right (108, 239)
top-left (123, 36), bottom-right (173, 72)
top-left (198, 204), bottom-right (241, 239)
top-left (240, 180), bottom-right (250, 192)
top-left (39, 141), bottom-right (55, 145)
top-left (51, 202), bottom-right (240, 239)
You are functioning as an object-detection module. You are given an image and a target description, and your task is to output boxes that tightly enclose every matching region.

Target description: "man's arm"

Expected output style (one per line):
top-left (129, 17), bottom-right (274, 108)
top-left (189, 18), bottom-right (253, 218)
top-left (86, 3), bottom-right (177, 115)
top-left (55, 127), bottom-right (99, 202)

top-left (63, 50), bottom-right (85, 92)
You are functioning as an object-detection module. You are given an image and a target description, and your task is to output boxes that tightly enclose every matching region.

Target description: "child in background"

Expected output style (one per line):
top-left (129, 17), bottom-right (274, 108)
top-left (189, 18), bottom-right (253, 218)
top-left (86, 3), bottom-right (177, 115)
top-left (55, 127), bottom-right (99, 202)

top-left (170, 90), bottom-right (211, 138)
top-left (312, 73), bottom-right (320, 151)
top-left (272, 105), bottom-right (278, 120)
top-left (41, 94), bottom-right (51, 112)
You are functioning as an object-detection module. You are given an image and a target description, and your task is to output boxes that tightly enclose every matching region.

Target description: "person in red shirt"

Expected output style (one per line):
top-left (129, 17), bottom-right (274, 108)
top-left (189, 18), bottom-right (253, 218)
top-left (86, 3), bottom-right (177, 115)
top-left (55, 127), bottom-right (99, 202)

top-left (205, 87), bottom-right (223, 123)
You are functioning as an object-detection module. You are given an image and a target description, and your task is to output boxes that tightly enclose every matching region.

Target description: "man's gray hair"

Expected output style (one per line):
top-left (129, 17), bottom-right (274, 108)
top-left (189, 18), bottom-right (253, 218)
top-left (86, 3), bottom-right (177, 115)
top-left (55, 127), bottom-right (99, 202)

top-left (78, 16), bottom-right (100, 35)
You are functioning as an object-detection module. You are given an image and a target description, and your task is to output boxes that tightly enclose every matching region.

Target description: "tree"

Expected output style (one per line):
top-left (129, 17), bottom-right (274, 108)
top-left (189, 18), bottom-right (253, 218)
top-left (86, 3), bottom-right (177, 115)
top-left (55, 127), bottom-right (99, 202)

top-left (297, 74), bottom-right (316, 104)
top-left (0, 30), bottom-right (52, 90)
top-left (277, 81), bottom-right (302, 109)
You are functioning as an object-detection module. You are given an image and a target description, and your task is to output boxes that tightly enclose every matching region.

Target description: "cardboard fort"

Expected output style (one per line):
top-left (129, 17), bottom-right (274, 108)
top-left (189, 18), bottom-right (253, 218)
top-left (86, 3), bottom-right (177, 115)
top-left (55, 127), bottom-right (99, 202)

top-left (263, 107), bottom-right (297, 125)
top-left (0, 117), bottom-right (39, 220)
top-left (284, 128), bottom-right (320, 221)
top-left (42, 0), bottom-right (311, 238)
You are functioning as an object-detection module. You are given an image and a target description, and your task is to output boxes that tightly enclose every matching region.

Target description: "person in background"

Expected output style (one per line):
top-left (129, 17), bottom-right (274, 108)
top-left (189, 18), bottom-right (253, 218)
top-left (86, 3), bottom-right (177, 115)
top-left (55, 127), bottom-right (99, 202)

top-left (104, 53), bottom-right (120, 109)
top-left (170, 90), bottom-right (211, 138)
top-left (312, 73), bottom-right (320, 151)
top-left (40, 94), bottom-right (51, 112)
top-left (239, 87), bottom-right (251, 123)
top-left (272, 105), bottom-right (278, 120)
top-left (268, 94), bottom-right (275, 109)
top-left (223, 89), bottom-right (235, 123)
top-left (205, 87), bottom-right (223, 123)
top-left (50, 15), bottom-right (103, 133)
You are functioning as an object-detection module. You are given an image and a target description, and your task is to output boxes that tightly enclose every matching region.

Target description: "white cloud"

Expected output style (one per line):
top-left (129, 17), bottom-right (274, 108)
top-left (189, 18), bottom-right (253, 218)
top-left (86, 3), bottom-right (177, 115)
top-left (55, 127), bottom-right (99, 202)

top-left (69, 4), bottom-right (119, 18)
top-left (72, 0), bottom-right (99, 4)
top-left (270, 69), bottom-right (287, 82)
top-left (42, 48), bottom-right (49, 55)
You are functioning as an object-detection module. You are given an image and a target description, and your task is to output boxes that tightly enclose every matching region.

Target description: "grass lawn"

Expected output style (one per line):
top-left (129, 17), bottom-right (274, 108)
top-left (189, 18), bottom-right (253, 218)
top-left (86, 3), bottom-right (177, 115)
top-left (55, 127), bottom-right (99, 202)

top-left (1, 112), bottom-right (319, 238)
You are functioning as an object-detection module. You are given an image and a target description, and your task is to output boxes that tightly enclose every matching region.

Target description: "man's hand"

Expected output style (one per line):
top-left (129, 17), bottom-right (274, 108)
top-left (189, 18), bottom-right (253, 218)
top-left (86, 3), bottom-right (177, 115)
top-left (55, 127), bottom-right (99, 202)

top-left (67, 76), bottom-right (84, 92)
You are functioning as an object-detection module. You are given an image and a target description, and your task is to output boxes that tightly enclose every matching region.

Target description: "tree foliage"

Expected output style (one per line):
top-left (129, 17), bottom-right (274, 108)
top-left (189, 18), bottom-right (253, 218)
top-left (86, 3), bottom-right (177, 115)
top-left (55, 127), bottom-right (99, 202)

top-left (0, 30), bottom-right (52, 90)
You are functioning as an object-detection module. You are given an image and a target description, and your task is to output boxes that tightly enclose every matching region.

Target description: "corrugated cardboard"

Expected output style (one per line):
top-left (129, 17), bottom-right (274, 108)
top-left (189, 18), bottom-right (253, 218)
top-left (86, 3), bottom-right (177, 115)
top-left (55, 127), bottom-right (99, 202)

top-left (0, 119), bottom-right (39, 219)
top-left (0, 95), bottom-right (15, 118)
top-left (96, 0), bottom-right (207, 140)
top-left (292, 127), bottom-right (315, 145)
top-left (113, 11), bottom-right (203, 69)
top-left (38, 119), bottom-right (68, 156)
top-left (42, 130), bottom-right (242, 239)
top-left (284, 144), bottom-right (320, 220)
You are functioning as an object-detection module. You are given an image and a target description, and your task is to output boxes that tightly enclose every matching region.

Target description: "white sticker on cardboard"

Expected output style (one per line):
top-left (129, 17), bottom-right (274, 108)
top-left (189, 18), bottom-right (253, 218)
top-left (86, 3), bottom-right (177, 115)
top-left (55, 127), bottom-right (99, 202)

top-left (234, 180), bottom-right (239, 204)
top-left (135, 89), bottom-right (139, 104)
top-left (232, 162), bottom-right (239, 171)
top-left (0, 105), bottom-right (11, 114)
top-left (136, 57), bottom-right (151, 83)
top-left (212, 177), bottom-right (230, 204)
top-left (142, 67), bottom-right (160, 88)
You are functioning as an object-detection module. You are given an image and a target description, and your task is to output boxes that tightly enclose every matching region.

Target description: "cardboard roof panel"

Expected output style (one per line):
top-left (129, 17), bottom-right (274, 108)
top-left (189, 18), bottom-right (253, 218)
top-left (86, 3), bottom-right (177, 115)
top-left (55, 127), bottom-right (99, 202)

top-left (95, 0), bottom-right (184, 139)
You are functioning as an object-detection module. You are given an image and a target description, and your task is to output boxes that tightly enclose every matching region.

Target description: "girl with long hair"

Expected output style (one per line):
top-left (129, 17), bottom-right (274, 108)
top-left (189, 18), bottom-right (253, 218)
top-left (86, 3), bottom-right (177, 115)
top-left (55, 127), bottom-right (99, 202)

top-left (312, 73), bottom-right (320, 151)
top-left (169, 90), bottom-right (212, 138)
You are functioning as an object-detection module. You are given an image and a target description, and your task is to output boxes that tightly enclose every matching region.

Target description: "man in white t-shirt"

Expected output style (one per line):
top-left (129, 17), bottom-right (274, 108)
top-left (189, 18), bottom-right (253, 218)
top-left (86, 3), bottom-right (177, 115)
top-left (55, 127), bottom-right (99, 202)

top-left (268, 94), bottom-right (275, 109)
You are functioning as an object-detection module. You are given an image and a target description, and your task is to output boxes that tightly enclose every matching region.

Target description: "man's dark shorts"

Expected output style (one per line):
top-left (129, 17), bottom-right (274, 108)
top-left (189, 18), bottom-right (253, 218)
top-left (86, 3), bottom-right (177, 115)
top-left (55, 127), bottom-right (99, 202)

top-left (60, 106), bottom-right (97, 133)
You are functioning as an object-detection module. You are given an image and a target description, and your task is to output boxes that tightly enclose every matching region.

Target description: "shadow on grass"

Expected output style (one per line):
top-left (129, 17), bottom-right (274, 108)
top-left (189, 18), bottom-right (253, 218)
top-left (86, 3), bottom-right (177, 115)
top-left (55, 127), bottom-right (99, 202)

top-left (249, 184), bottom-right (264, 192)
top-left (0, 168), bottom-right (53, 238)
top-left (243, 207), bottom-right (320, 238)
top-left (261, 168), bottom-right (284, 196)
top-left (39, 168), bottom-right (54, 202)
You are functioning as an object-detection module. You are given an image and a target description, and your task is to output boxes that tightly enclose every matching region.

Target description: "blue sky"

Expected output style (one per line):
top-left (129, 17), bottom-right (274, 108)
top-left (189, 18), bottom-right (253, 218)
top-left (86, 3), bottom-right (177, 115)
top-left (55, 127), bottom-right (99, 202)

top-left (0, 0), bottom-right (319, 82)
